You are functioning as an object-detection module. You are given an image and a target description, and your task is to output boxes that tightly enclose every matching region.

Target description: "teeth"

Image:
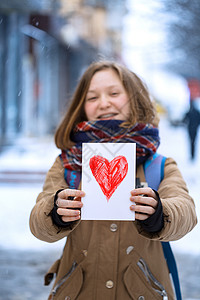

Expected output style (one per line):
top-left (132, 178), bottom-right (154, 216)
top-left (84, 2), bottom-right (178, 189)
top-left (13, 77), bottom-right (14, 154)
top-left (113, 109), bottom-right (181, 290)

top-left (99, 113), bottom-right (116, 118)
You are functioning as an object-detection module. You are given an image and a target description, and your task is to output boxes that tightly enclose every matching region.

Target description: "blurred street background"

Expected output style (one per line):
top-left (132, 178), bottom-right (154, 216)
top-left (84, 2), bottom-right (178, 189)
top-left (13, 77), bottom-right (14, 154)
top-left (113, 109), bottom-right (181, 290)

top-left (0, 0), bottom-right (200, 299)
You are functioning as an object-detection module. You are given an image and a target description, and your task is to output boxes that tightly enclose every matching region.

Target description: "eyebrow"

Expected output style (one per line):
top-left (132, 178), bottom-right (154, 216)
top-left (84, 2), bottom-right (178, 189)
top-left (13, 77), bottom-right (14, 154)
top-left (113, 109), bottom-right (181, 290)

top-left (87, 85), bottom-right (120, 94)
top-left (87, 90), bottom-right (96, 94)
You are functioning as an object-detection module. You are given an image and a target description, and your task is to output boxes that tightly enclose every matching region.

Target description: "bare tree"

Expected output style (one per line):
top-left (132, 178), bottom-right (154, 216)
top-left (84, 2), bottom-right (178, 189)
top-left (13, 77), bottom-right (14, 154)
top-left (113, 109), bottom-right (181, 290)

top-left (160, 0), bottom-right (200, 79)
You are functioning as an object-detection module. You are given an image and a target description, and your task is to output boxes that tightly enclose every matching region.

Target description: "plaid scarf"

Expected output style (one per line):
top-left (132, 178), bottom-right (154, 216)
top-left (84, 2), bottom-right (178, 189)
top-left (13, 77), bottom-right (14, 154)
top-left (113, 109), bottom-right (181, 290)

top-left (60, 120), bottom-right (160, 170)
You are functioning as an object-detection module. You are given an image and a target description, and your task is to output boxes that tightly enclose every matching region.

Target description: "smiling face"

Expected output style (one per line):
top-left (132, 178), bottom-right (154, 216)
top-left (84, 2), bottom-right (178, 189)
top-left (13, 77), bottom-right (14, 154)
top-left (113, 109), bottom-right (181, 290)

top-left (84, 69), bottom-right (130, 121)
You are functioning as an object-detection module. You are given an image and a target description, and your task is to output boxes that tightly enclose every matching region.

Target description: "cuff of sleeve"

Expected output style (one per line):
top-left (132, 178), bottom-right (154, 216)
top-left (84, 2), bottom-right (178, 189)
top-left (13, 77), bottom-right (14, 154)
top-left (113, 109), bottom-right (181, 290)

top-left (138, 189), bottom-right (164, 233)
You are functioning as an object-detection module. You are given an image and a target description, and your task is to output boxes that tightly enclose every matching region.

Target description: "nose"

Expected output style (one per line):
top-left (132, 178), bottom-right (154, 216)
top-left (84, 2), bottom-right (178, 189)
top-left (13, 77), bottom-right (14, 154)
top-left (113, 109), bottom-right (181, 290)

top-left (99, 94), bottom-right (111, 108)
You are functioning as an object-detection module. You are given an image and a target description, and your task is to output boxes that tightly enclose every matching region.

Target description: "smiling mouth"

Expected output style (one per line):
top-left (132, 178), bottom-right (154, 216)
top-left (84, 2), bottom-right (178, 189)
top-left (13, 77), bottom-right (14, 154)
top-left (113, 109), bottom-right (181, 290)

top-left (98, 113), bottom-right (118, 119)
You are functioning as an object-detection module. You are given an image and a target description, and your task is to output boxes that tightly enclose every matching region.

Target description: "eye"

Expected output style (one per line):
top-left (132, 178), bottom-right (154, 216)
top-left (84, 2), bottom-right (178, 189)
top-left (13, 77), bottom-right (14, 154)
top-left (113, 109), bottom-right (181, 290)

top-left (86, 96), bottom-right (97, 101)
top-left (111, 92), bottom-right (119, 96)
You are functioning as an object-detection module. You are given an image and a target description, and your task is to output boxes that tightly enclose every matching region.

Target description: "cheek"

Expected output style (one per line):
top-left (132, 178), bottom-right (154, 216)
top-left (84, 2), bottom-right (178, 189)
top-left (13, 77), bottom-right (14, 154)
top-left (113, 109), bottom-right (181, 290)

top-left (118, 97), bottom-right (130, 112)
top-left (84, 102), bottom-right (95, 119)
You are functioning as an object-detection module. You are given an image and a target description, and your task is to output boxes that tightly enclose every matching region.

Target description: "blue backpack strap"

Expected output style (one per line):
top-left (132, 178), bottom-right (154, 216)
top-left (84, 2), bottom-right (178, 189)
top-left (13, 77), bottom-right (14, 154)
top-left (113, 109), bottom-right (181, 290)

top-left (144, 153), bottom-right (165, 190)
top-left (144, 154), bottom-right (182, 300)
top-left (162, 243), bottom-right (182, 300)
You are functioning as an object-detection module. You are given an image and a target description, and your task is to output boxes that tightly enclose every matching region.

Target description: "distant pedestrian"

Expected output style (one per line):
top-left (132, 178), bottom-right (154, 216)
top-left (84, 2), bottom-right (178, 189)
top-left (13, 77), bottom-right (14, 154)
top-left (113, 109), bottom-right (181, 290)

top-left (183, 100), bottom-right (200, 160)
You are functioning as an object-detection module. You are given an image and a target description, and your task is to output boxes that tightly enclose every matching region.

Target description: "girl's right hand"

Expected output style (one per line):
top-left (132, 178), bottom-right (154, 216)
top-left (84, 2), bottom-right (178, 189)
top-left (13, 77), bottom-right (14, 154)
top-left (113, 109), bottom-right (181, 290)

top-left (56, 189), bottom-right (85, 222)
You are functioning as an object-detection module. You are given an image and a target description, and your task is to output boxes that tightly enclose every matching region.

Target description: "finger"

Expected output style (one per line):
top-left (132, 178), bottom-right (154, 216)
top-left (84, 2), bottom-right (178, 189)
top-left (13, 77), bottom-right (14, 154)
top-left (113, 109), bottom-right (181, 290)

top-left (131, 187), bottom-right (155, 198)
top-left (62, 215), bottom-right (81, 222)
top-left (57, 208), bottom-right (81, 217)
top-left (135, 213), bottom-right (149, 221)
top-left (58, 189), bottom-right (85, 200)
top-left (129, 204), bottom-right (150, 220)
top-left (56, 198), bottom-right (83, 208)
top-left (130, 195), bottom-right (158, 208)
top-left (130, 204), bottom-right (155, 215)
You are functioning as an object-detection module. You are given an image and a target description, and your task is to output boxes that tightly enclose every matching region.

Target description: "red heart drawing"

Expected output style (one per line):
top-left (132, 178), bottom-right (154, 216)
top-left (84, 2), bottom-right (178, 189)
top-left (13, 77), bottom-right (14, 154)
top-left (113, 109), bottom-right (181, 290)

top-left (89, 155), bottom-right (128, 200)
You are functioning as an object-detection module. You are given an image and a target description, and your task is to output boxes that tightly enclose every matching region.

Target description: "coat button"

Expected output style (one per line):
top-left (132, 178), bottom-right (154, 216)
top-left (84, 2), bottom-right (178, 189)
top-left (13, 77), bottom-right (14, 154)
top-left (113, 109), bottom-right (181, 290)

top-left (110, 223), bottom-right (118, 232)
top-left (138, 296), bottom-right (145, 300)
top-left (65, 297), bottom-right (71, 300)
top-left (106, 280), bottom-right (114, 288)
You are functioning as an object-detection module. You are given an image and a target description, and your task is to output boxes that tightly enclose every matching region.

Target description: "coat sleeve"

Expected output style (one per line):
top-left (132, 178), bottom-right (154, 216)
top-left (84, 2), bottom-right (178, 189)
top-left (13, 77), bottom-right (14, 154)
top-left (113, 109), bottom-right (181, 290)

top-left (29, 156), bottom-right (80, 243)
top-left (137, 157), bottom-right (197, 241)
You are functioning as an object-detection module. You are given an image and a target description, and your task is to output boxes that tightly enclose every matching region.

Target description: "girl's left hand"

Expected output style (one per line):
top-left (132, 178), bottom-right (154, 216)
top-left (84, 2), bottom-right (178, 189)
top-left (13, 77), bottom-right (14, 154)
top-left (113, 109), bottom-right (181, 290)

top-left (130, 187), bottom-right (159, 221)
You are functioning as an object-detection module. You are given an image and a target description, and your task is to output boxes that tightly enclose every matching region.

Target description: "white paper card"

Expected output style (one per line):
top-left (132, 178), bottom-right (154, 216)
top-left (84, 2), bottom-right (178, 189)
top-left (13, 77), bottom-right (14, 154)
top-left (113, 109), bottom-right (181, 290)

top-left (81, 143), bottom-right (136, 220)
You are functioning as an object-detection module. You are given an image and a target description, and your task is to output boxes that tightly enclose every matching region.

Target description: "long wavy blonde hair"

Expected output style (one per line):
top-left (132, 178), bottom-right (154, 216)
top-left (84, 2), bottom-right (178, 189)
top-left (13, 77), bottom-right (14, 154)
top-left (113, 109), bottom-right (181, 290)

top-left (55, 61), bottom-right (159, 149)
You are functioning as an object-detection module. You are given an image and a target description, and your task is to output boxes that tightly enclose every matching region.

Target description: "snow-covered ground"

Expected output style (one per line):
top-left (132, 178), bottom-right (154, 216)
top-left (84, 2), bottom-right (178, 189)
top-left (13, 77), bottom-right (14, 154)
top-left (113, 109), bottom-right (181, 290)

top-left (0, 137), bottom-right (65, 253)
top-left (0, 117), bottom-right (199, 254)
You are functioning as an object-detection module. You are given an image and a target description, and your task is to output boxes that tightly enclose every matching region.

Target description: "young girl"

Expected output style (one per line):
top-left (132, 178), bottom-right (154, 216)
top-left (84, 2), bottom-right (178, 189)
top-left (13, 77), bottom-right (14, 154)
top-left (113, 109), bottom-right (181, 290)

top-left (29, 61), bottom-right (197, 300)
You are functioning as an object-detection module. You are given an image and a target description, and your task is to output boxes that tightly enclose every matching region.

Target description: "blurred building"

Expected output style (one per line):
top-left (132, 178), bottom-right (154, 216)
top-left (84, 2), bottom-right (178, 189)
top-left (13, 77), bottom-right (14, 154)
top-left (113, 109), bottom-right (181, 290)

top-left (0, 0), bottom-right (126, 148)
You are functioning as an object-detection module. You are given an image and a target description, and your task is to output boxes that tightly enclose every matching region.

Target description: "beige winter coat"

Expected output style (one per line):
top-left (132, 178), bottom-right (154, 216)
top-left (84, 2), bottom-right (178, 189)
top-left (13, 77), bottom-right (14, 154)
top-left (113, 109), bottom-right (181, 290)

top-left (29, 156), bottom-right (197, 300)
